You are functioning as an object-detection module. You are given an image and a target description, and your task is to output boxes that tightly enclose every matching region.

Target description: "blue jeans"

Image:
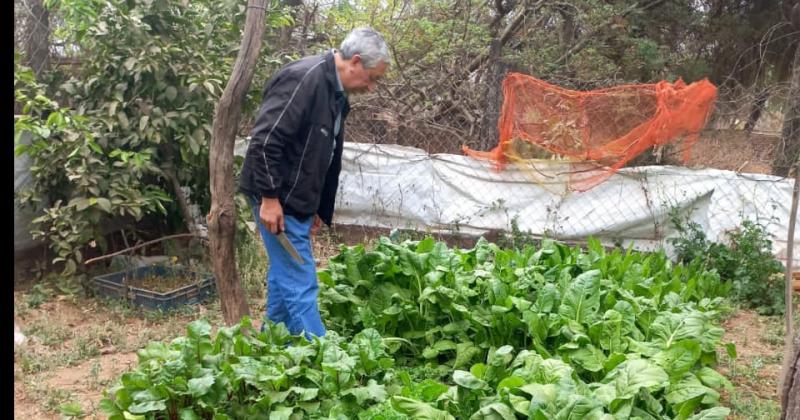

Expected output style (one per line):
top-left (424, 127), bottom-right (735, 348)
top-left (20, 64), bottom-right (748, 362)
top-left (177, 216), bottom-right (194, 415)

top-left (249, 196), bottom-right (326, 339)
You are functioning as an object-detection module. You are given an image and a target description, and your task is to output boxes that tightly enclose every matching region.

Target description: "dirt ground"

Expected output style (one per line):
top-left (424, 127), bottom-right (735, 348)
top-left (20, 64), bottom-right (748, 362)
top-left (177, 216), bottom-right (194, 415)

top-left (661, 130), bottom-right (781, 175)
top-left (718, 308), bottom-right (795, 419)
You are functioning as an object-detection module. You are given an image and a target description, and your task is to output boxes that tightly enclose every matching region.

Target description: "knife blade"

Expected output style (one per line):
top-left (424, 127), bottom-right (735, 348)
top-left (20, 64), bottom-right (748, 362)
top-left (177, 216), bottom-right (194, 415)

top-left (276, 232), bottom-right (304, 264)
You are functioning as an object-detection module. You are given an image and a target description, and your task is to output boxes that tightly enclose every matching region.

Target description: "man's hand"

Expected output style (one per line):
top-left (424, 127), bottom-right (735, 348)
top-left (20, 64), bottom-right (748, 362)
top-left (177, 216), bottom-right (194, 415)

top-left (260, 198), bottom-right (284, 234)
top-left (311, 215), bottom-right (323, 237)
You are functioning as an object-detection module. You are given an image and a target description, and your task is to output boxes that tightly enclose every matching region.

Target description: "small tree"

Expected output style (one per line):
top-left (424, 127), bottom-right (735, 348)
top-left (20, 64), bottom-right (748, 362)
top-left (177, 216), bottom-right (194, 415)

top-left (208, 0), bottom-right (292, 325)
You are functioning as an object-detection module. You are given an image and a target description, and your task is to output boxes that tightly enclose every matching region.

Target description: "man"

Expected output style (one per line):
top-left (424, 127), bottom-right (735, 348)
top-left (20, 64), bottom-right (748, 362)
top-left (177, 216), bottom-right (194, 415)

top-left (238, 27), bottom-right (390, 339)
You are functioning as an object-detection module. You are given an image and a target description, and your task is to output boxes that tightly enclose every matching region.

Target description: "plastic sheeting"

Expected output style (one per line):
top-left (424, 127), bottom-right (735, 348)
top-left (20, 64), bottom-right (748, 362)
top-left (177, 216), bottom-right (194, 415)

top-left (14, 131), bottom-right (43, 255)
top-left (334, 142), bottom-right (799, 266)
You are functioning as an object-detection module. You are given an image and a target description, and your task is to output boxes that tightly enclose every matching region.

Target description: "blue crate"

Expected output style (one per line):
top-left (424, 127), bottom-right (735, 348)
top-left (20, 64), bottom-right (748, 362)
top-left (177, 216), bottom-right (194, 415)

top-left (92, 264), bottom-right (216, 311)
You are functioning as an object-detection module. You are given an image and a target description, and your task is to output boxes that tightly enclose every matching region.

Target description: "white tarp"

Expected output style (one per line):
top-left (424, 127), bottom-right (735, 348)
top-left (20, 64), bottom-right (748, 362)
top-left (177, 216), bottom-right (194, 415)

top-left (334, 142), bottom-right (799, 266)
top-left (14, 131), bottom-right (43, 255)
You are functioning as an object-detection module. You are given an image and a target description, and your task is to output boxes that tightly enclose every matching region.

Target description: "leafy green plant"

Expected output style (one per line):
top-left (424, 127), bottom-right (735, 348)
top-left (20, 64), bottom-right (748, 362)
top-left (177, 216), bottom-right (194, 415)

top-left (15, 53), bottom-right (171, 280)
top-left (317, 236), bottom-right (734, 417)
top-left (59, 401), bottom-right (85, 418)
top-left (25, 282), bottom-right (54, 309)
top-left (102, 236), bottom-right (737, 418)
top-left (100, 318), bottom-right (398, 419)
top-left (669, 211), bottom-right (784, 315)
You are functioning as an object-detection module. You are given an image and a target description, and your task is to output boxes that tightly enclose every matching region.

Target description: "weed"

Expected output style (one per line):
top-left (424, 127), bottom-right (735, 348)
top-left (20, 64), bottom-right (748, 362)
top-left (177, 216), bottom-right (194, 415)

top-left (59, 400), bottom-right (85, 418)
top-left (23, 319), bottom-right (73, 347)
top-left (728, 389), bottom-right (781, 420)
top-left (74, 336), bottom-right (101, 361)
top-left (38, 385), bottom-right (73, 412)
top-left (14, 298), bottom-right (30, 317)
top-left (17, 350), bottom-right (47, 374)
top-left (26, 282), bottom-right (53, 308)
top-left (87, 321), bottom-right (126, 349)
top-left (669, 210), bottom-right (785, 315)
top-left (87, 360), bottom-right (103, 390)
top-left (498, 215), bottom-right (541, 250)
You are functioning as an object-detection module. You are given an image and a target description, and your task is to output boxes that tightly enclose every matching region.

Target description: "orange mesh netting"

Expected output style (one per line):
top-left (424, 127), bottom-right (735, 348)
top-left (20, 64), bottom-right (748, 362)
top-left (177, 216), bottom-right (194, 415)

top-left (463, 73), bottom-right (718, 191)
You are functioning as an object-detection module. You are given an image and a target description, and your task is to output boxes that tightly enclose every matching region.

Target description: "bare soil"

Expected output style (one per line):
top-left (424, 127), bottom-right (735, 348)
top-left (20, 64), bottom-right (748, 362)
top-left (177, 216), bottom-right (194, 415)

top-left (130, 274), bottom-right (198, 293)
top-left (662, 130), bottom-right (780, 175)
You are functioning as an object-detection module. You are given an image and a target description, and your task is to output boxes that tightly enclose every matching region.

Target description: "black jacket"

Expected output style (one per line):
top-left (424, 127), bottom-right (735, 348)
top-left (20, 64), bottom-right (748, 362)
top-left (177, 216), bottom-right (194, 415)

top-left (239, 50), bottom-right (350, 226)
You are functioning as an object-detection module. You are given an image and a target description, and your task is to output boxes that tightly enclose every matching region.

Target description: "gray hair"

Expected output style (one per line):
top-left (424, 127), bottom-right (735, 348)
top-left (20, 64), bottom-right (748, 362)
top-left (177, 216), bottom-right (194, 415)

top-left (339, 27), bottom-right (390, 69)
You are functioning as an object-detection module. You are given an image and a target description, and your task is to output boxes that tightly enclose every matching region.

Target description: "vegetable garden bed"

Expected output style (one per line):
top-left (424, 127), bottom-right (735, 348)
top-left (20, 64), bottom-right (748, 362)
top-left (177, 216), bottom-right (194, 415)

top-left (100, 237), bottom-right (736, 419)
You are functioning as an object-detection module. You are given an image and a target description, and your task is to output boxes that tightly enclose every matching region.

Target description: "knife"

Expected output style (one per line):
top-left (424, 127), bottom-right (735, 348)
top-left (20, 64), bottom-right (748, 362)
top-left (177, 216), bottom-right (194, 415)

top-left (276, 232), bottom-right (305, 264)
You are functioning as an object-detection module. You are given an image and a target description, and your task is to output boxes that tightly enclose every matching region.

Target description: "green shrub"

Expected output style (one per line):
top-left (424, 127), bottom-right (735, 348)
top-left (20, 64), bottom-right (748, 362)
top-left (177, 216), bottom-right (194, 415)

top-left (669, 211), bottom-right (784, 315)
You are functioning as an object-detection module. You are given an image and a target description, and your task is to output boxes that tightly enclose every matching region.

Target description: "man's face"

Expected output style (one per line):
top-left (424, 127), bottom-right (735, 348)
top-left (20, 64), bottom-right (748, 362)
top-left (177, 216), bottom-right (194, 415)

top-left (343, 55), bottom-right (388, 94)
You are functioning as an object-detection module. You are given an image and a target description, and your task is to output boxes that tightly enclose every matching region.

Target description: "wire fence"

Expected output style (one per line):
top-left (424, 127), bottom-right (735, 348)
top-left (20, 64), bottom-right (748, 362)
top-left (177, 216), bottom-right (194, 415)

top-left (337, 82), bottom-right (798, 269)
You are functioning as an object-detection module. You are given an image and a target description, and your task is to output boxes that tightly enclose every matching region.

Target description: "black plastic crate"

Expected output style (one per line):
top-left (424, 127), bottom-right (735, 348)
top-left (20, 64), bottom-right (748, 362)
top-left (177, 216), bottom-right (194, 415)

top-left (92, 264), bottom-right (216, 311)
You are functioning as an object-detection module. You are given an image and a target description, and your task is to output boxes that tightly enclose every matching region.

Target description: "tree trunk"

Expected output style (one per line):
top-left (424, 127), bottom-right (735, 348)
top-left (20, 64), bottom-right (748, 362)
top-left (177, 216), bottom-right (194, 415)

top-left (208, 0), bottom-right (269, 325)
top-left (781, 331), bottom-right (800, 420)
top-left (478, 39), bottom-right (508, 151)
top-left (774, 44), bottom-right (800, 178)
top-left (744, 88), bottom-right (770, 135)
top-left (159, 144), bottom-right (198, 237)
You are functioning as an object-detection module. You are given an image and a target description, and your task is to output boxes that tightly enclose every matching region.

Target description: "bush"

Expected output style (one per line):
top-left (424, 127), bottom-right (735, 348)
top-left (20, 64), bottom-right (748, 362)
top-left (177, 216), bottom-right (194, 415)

top-left (670, 211), bottom-right (784, 315)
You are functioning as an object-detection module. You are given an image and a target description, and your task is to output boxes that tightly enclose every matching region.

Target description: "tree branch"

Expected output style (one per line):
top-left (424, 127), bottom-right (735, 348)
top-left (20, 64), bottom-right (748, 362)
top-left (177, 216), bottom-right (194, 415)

top-left (553, 0), bottom-right (665, 66)
top-left (467, 0), bottom-right (545, 72)
top-left (84, 233), bottom-right (204, 265)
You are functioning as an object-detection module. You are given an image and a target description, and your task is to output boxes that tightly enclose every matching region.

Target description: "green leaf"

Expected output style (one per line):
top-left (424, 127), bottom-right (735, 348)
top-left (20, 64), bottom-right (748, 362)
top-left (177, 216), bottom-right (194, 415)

top-left (651, 340), bottom-right (701, 378)
top-left (665, 374), bottom-right (718, 407)
top-left (673, 394), bottom-right (704, 420)
top-left (685, 407), bottom-right (731, 420)
top-left (117, 112), bottom-right (129, 130)
top-left (603, 359), bottom-right (668, 400)
top-left (59, 401), bottom-right (84, 416)
top-left (187, 374), bottom-right (214, 397)
top-left (289, 386), bottom-right (319, 401)
top-left (453, 370), bottom-right (488, 390)
top-left (518, 383), bottom-right (557, 407)
top-left (99, 398), bottom-right (122, 416)
top-left (497, 375), bottom-right (525, 391)
top-left (567, 344), bottom-right (606, 372)
top-left (454, 342), bottom-right (480, 369)
top-left (651, 312), bottom-right (706, 348)
top-left (165, 86), bottom-right (178, 101)
top-left (341, 379), bottom-right (387, 404)
top-left (97, 197), bottom-right (112, 213)
top-left (418, 380), bottom-right (449, 401)
top-left (72, 197), bottom-right (91, 211)
top-left (269, 405), bottom-right (293, 420)
top-left (469, 402), bottom-right (516, 420)
top-left (695, 367), bottom-right (733, 391)
top-left (187, 319), bottom-right (212, 339)
top-left (123, 57), bottom-right (137, 71)
top-left (724, 342), bottom-right (737, 359)
top-left (127, 400), bottom-right (166, 414)
top-left (391, 396), bottom-right (455, 420)
top-left (471, 363), bottom-right (487, 379)
top-left (558, 269), bottom-right (601, 324)
top-left (555, 396), bottom-right (606, 420)
top-left (179, 408), bottom-right (201, 420)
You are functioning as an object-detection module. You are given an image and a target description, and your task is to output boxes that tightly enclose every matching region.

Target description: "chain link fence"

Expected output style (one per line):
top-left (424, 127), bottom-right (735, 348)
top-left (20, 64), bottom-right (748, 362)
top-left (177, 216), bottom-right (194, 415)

top-left (337, 80), bottom-right (798, 268)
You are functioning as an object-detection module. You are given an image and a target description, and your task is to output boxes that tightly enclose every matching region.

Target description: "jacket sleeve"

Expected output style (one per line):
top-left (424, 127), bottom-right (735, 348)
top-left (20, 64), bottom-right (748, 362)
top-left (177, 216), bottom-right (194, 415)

top-left (247, 71), bottom-right (314, 199)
